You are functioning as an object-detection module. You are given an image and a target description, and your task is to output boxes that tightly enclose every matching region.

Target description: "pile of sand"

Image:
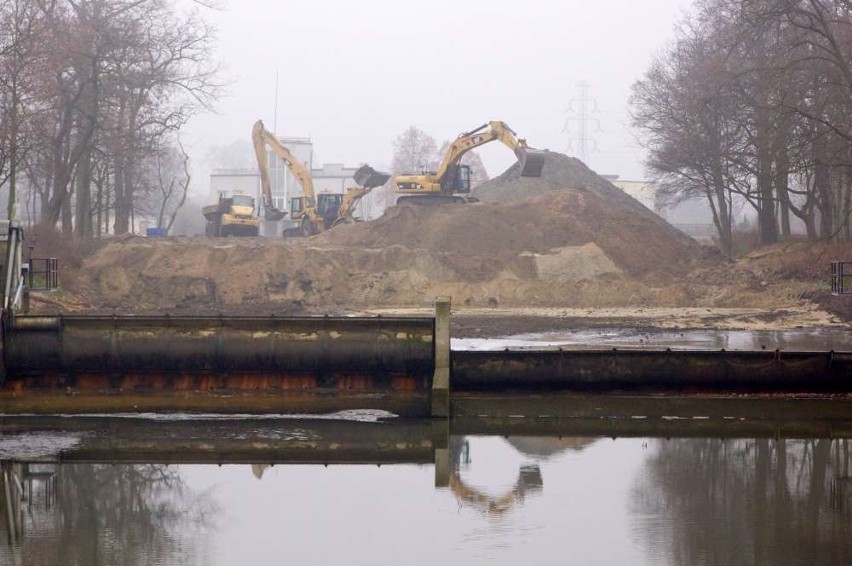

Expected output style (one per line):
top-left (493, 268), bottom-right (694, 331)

top-left (474, 152), bottom-right (694, 244)
top-left (316, 151), bottom-right (712, 279)
top-left (317, 189), bottom-right (708, 280)
top-left (57, 151), bottom-right (817, 314)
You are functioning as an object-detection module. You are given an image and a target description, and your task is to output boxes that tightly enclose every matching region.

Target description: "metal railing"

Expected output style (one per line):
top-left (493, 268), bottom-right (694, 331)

top-left (26, 257), bottom-right (59, 291)
top-left (831, 261), bottom-right (852, 295)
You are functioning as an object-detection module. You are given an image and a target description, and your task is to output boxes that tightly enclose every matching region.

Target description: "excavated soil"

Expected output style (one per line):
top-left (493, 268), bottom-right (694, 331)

top-left (34, 152), bottom-right (847, 331)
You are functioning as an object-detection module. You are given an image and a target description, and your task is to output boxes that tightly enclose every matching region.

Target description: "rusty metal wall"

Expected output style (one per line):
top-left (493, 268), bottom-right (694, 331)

top-left (4, 315), bottom-right (435, 381)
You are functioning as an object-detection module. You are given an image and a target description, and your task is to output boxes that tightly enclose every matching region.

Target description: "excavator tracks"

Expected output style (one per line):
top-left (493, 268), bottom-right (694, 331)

top-left (397, 195), bottom-right (479, 206)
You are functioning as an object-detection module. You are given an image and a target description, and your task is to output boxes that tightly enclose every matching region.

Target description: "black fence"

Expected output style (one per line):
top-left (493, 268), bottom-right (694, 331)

top-left (831, 261), bottom-right (852, 295)
top-left (27, 258), bottom-right (59, 291)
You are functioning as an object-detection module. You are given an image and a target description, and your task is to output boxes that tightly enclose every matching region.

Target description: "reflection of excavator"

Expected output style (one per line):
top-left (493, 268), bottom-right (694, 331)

top-left (448, 437), bottom-right (543, 516)
top-left (394, 121), bottom-right (546, 205)
top-left (252, 120), bottom-right (389, 236)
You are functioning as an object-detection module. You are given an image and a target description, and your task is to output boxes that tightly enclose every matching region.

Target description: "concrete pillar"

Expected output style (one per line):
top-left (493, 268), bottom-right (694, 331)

top-left (431, 296), bottom-right (451, 417)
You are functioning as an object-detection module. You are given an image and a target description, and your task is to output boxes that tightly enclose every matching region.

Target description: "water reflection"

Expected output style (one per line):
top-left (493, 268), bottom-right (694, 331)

top-left (633, 438), bottom-right (852, 565)
top-left (2, 461), bottom-right (218, 566)
top-left (2, 415), bottom-right (852, 565)
top-left (449, 437), bottom-right (545, 517)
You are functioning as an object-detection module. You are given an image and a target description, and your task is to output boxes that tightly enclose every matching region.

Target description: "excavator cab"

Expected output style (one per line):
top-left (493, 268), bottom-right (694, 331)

top-left (317, 194), bottom-right (343, 224)
top-left (441, 164), bottom-right (471, 194)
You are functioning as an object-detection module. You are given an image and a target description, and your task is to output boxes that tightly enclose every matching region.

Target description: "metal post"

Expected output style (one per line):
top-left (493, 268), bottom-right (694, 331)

top-left (3, 222), bottom-right (19, 310)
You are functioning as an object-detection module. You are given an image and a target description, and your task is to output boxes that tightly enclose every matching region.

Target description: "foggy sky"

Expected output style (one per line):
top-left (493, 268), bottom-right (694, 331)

top-left (181, 0), bottom-right (692, 194)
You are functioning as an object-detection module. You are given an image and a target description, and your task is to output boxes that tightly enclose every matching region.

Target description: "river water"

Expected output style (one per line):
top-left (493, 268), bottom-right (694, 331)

top-left (2, 412), bottom-right (851, 565)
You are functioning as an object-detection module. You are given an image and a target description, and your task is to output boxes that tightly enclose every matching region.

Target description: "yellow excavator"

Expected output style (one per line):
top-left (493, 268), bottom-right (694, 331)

top-left (394, 120), bottom-right (546, 204)
top-left (252, 120), bottom-right (389, 236)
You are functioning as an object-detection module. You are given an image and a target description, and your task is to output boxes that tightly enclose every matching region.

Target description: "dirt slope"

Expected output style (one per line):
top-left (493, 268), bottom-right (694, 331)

top-left (40, 152), bottom-right (834, 320)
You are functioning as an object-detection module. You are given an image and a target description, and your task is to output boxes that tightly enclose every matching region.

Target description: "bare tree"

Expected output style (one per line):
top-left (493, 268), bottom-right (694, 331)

top-left (631, 16), bottom-right (745, 254)
top-left (391, 125), bottom-right (439, 174)
top-left (0, 0), bottom-right (220, 240)
top-left (0, 0), bottom-right (50, 221)
top-left (632, 0), bottom-right (852, 251)
top-left (137, 138), bottom-right (191, 233)
top-left (364, 125), bottom-right (442, 215)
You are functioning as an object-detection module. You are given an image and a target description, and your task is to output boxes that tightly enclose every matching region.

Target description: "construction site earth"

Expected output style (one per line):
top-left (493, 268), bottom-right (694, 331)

top-left (30, 151), bottom-right (850, 331)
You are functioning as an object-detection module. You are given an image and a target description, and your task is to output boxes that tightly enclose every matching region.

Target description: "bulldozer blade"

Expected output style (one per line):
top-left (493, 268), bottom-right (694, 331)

top-left (519, 148), bottom-right (546, 177)
top-left (354, 164), bottom-right (391, 189)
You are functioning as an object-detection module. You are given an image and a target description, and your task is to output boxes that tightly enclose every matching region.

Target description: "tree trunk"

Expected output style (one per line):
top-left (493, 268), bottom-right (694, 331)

top-left (815, 160), bottom-right (833, 239)
top-left (75, 144), bottom-right (94, 239)
top-left (755, 106), bottom-right (778, 245)
top-left (61, 194), bottom-right (73, 235)
top-left (710, 162), bottom-right (732, 256)
top-left (113, 154), bottom-right (129, 235)
top-left (775, 149), bottom-right (791, 238)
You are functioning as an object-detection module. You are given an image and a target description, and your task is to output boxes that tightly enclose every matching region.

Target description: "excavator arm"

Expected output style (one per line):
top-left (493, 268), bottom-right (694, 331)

top-left (252, 120), bottom-right (315, 221)
top-left (434, 121), bottom-right (544, 182)
top-left (253, 120), bottom-right (390, 235)
top-left (336, 165), bottom-right (392, 221)
top-left (394, 120), bottom-right (545, 201)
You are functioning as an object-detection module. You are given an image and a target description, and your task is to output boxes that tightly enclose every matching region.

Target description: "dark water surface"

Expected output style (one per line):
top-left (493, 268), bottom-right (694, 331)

top-left (2, 413), bottom-right (852, 565)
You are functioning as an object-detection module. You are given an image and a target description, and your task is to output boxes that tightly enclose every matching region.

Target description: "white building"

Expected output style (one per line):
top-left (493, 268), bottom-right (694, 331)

top-left (609, 178), bottom-right (656, 212)
top-left (606, 175), bottom-right (717, 242)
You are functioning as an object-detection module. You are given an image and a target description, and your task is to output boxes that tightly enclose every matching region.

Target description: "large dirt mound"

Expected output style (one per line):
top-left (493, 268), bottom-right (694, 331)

top-left (56, 152), bottom-right (820, 315)
top-left (316, 189), bottom-right (708, 279)
top-left (474, 151), bottom-right (692, 244)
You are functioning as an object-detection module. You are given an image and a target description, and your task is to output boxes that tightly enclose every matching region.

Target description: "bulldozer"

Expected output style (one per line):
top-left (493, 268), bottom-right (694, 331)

top-left (393, 120), bottom-right (545, 204)
top-left (252, 120), bottom-right (389, 236)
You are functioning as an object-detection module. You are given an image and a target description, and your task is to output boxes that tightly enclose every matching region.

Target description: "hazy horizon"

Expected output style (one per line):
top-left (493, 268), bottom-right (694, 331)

top-left (180, 0), bottom-right (692, 195)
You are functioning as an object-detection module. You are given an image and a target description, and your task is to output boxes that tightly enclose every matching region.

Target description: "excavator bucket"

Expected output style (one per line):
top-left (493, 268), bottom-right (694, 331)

top-left (518, 148), bottom-right (546, 177)
top-left (264, 205), bottom-right (287, 221)
top-left (354, 164), bottom-right (391, 189)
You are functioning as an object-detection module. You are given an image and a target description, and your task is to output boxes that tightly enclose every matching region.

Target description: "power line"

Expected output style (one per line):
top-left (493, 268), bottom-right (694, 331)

top-left (564, 81), bottom-right (602, 164)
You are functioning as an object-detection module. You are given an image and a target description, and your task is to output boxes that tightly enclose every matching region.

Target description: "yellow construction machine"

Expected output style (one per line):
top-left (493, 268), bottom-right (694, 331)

top-left (252, 120), bottom-right (389, 236)
top-left (394, 120), bottom-right (545, 204)
top-left (202, 193), bottom-right (262, 237)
